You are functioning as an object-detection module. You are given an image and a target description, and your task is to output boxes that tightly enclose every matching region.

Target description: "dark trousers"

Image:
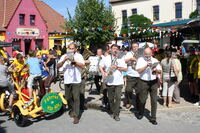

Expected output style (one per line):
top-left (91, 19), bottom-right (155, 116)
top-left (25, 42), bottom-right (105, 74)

top-left (137, 79), bottom-right (158, 120)
top-left (94, 75), bottom-right (102, 93)
top-left (101, 81), bottom-right (109, 107)
top-left (125, 76), bottom-right (139, 105)
top-left (65, 83), bottom-right (81, 118)
top-left (107, 85), bottom-right (123, 116)
top-left (80, 79), bottom-right (86, 109)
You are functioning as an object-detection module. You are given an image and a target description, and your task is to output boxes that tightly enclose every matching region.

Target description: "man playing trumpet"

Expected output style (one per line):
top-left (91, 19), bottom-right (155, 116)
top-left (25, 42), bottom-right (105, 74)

top-left (99, 44), bottom-right (127, 121)
top-left (135, 48), bottom-right (162, 125)
top-left (57, 43), bottom-right (85, 124)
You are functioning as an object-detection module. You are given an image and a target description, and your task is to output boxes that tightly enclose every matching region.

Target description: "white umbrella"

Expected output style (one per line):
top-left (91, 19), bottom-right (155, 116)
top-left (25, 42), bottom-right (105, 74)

top-left (138, 42), bottom-right (154, 48)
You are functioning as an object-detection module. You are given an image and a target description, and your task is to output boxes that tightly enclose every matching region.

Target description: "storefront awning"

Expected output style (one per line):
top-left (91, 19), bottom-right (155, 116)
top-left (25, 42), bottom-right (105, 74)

top-left (150, 18), bottom-right (200, 28)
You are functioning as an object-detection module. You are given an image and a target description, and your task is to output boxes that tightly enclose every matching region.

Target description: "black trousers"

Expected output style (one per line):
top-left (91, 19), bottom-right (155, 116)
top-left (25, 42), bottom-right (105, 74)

top-left (125, 76), bottom-right (139, 105)
top-left (65, 83), bottom-right (81, 118)
top-left (94, 75), bottom-right (102, 93)
top-left (101, 81), bottom-right (109, 107)
top-left (137, 79), bottom-right (158, 120)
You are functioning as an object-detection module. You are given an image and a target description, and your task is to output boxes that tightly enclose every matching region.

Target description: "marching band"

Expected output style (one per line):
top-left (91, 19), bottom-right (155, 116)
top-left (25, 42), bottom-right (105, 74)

top-left (55, 42), bottom-right (163, 125)
top-left (1, 42), bottom-right (182, 126)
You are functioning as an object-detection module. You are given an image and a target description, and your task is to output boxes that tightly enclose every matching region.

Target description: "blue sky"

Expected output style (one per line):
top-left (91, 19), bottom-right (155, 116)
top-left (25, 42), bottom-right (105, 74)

top-left (41, 0), bottom-right (110, 18)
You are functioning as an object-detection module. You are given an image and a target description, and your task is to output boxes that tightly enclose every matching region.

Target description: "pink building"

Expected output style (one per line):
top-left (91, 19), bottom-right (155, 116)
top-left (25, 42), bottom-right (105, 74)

top-left (0, 0), bottom-right (65, 56)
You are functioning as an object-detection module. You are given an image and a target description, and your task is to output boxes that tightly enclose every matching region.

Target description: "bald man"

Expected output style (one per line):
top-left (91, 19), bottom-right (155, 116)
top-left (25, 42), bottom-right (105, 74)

top-left (135, 48), bottom-right (162, 125)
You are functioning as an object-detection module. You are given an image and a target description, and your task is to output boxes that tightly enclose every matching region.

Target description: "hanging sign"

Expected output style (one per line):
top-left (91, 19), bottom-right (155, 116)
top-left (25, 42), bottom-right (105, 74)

top-left (16, 28), bottom-right (40, 37)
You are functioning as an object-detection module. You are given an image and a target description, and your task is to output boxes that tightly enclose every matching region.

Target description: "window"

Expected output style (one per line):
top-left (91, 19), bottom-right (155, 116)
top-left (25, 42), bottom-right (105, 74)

top-left (30, 15), bottom-right (35, 25)
top-left (175, 2), bottom-right (182, 18)
top-left (122, 10), bottom-right (127, 25)
top-left (197, 0), bottom-right (200, 14)
top-left (19, 14), bottom-right (25, 25)
top-left (132, 8), bottom-right (137, 15)
top-left (153, 6), bottom-right (159, 21)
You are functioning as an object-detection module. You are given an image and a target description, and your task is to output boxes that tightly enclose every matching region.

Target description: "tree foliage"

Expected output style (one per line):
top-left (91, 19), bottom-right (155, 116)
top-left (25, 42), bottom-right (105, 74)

top-left (65, 0), bottom-right (116, 49)
top-left (189, 10), bottom-right (199, 18)
top-left (120, 14), bottom-right (158, 39)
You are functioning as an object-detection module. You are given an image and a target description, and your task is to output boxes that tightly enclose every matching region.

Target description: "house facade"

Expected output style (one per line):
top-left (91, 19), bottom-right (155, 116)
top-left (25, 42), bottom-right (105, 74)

top-left (109, 0), bottom-right (197, 35)
top-left (0, 0), bottom-right (66, 55)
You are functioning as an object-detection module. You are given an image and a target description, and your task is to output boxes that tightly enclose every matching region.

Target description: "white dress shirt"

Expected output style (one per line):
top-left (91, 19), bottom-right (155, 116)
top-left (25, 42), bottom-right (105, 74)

top-left (58, 52), bottom-right (85, 84)
top-left (124, 51), bottom-right (139, 77)
top-left (136, 57), bottom-right (162, 81)
top-left (99, 55), bottom-right (127, 86)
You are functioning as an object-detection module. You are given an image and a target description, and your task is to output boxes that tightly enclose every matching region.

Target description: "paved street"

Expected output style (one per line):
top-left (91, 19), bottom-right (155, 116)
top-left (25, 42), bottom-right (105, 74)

top-left (0, 82), bottom-right (200, 133)
top-left (0, 107), bottom-right (200, 133)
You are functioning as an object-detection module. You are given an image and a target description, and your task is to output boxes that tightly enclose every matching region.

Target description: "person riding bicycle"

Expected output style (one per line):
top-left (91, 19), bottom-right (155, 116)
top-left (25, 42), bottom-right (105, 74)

top-left (23, 50), bottom-right (42, 105)
top-left (0, 56), bottom-right (17, 112)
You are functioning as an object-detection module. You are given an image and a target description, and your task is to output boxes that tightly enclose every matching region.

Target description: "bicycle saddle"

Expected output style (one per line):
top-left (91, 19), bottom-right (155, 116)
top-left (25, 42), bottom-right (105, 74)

top-left (33, 76), bottom-right (42, 82)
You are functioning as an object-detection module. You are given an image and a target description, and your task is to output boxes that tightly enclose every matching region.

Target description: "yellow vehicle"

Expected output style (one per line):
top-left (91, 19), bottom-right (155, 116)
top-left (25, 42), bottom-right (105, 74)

top-left (0, 75), bottom-right (67, 127)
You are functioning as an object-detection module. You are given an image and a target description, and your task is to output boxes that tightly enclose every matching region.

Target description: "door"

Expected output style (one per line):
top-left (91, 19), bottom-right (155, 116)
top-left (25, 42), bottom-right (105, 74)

top-left (25, 39), bottom-right (31, 55)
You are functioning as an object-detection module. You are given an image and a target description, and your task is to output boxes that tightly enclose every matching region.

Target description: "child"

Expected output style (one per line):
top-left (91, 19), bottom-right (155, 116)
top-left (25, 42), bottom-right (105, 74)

top-left (25, 50), bottom-right (42, 105)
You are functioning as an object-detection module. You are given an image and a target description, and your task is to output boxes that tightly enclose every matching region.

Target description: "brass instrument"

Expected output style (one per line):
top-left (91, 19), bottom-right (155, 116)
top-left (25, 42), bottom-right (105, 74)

top-left (131, 51), bottom-right (138, 70)
top-left (82, 48), bottom-right (94, 60)
top-left (104, 52), bottom-right (122, 83)
top-left (81, 49), bottom-right (94, 78)
top-left (66, 50), bottom-right (75, 66)
top-left (145, 57), bottom-right (159, 75)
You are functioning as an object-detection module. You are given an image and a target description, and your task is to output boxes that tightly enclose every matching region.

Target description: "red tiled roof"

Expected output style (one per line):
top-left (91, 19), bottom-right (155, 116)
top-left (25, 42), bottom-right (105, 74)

top-left (0, 0), bottom-right (21, 31)
top-left (34, 0), bottom-right (66, 33)
top-left (0, 0), bottom-right (66, 32)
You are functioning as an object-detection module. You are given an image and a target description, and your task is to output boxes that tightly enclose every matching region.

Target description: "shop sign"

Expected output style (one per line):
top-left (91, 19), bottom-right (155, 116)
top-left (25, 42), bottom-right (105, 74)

top-left (16, 28), bottom-right (40, 37)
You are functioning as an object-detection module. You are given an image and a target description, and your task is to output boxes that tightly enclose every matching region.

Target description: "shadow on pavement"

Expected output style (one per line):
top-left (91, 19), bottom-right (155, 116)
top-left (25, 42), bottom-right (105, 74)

top-left (0, 127), bottom-right (6, 133)
top-left (22, 106), bottom-right (67, 127)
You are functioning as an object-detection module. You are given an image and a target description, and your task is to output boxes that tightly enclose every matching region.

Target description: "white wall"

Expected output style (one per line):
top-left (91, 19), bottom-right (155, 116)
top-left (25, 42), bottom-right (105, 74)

top-left (111, 0), bottom-right (197, 34)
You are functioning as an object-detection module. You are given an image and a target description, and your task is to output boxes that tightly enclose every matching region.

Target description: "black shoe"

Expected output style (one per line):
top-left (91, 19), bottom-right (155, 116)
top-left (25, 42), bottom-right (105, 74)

top-left (136, 114), bottom-right (143, 120)
top-left (150, 120), bottom-right (158, 125)
top-left (114, 116), bottom-right (120, 121)
top-left (80, 105), bottom-right (87, 111)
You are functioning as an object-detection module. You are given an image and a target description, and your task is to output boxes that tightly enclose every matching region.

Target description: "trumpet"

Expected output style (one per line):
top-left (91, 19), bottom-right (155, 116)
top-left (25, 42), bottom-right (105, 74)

top-left (66, 50), bottom-right (75, 66)
top-left (146, 57), bottom-right (159, 75)
top-left (81, 49), bottom-right (94, 78)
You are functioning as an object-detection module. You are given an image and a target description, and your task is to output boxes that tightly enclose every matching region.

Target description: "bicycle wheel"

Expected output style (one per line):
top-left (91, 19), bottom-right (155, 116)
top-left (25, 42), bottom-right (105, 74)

top-left (59, 80), bottom-right (65, 91)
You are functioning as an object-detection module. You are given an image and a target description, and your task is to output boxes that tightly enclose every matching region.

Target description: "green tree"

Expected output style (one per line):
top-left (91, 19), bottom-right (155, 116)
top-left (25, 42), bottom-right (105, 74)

top-left (120, 14), bottom-right (158, 39)
top-left (189, 10), bottom-right (199, 18)
top-left (65, 0), bottom-right (116, 50)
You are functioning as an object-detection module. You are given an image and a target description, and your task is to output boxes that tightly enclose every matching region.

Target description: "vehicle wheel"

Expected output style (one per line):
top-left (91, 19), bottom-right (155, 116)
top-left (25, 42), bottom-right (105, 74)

top-left (13, 106), bottom-right (27, 127)
top-left (56, 104), bottom-right (66, 114)
top-left (59, 80), bottom-right (65, 91)
top-left (0, 93), bottom-right (9, 111)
